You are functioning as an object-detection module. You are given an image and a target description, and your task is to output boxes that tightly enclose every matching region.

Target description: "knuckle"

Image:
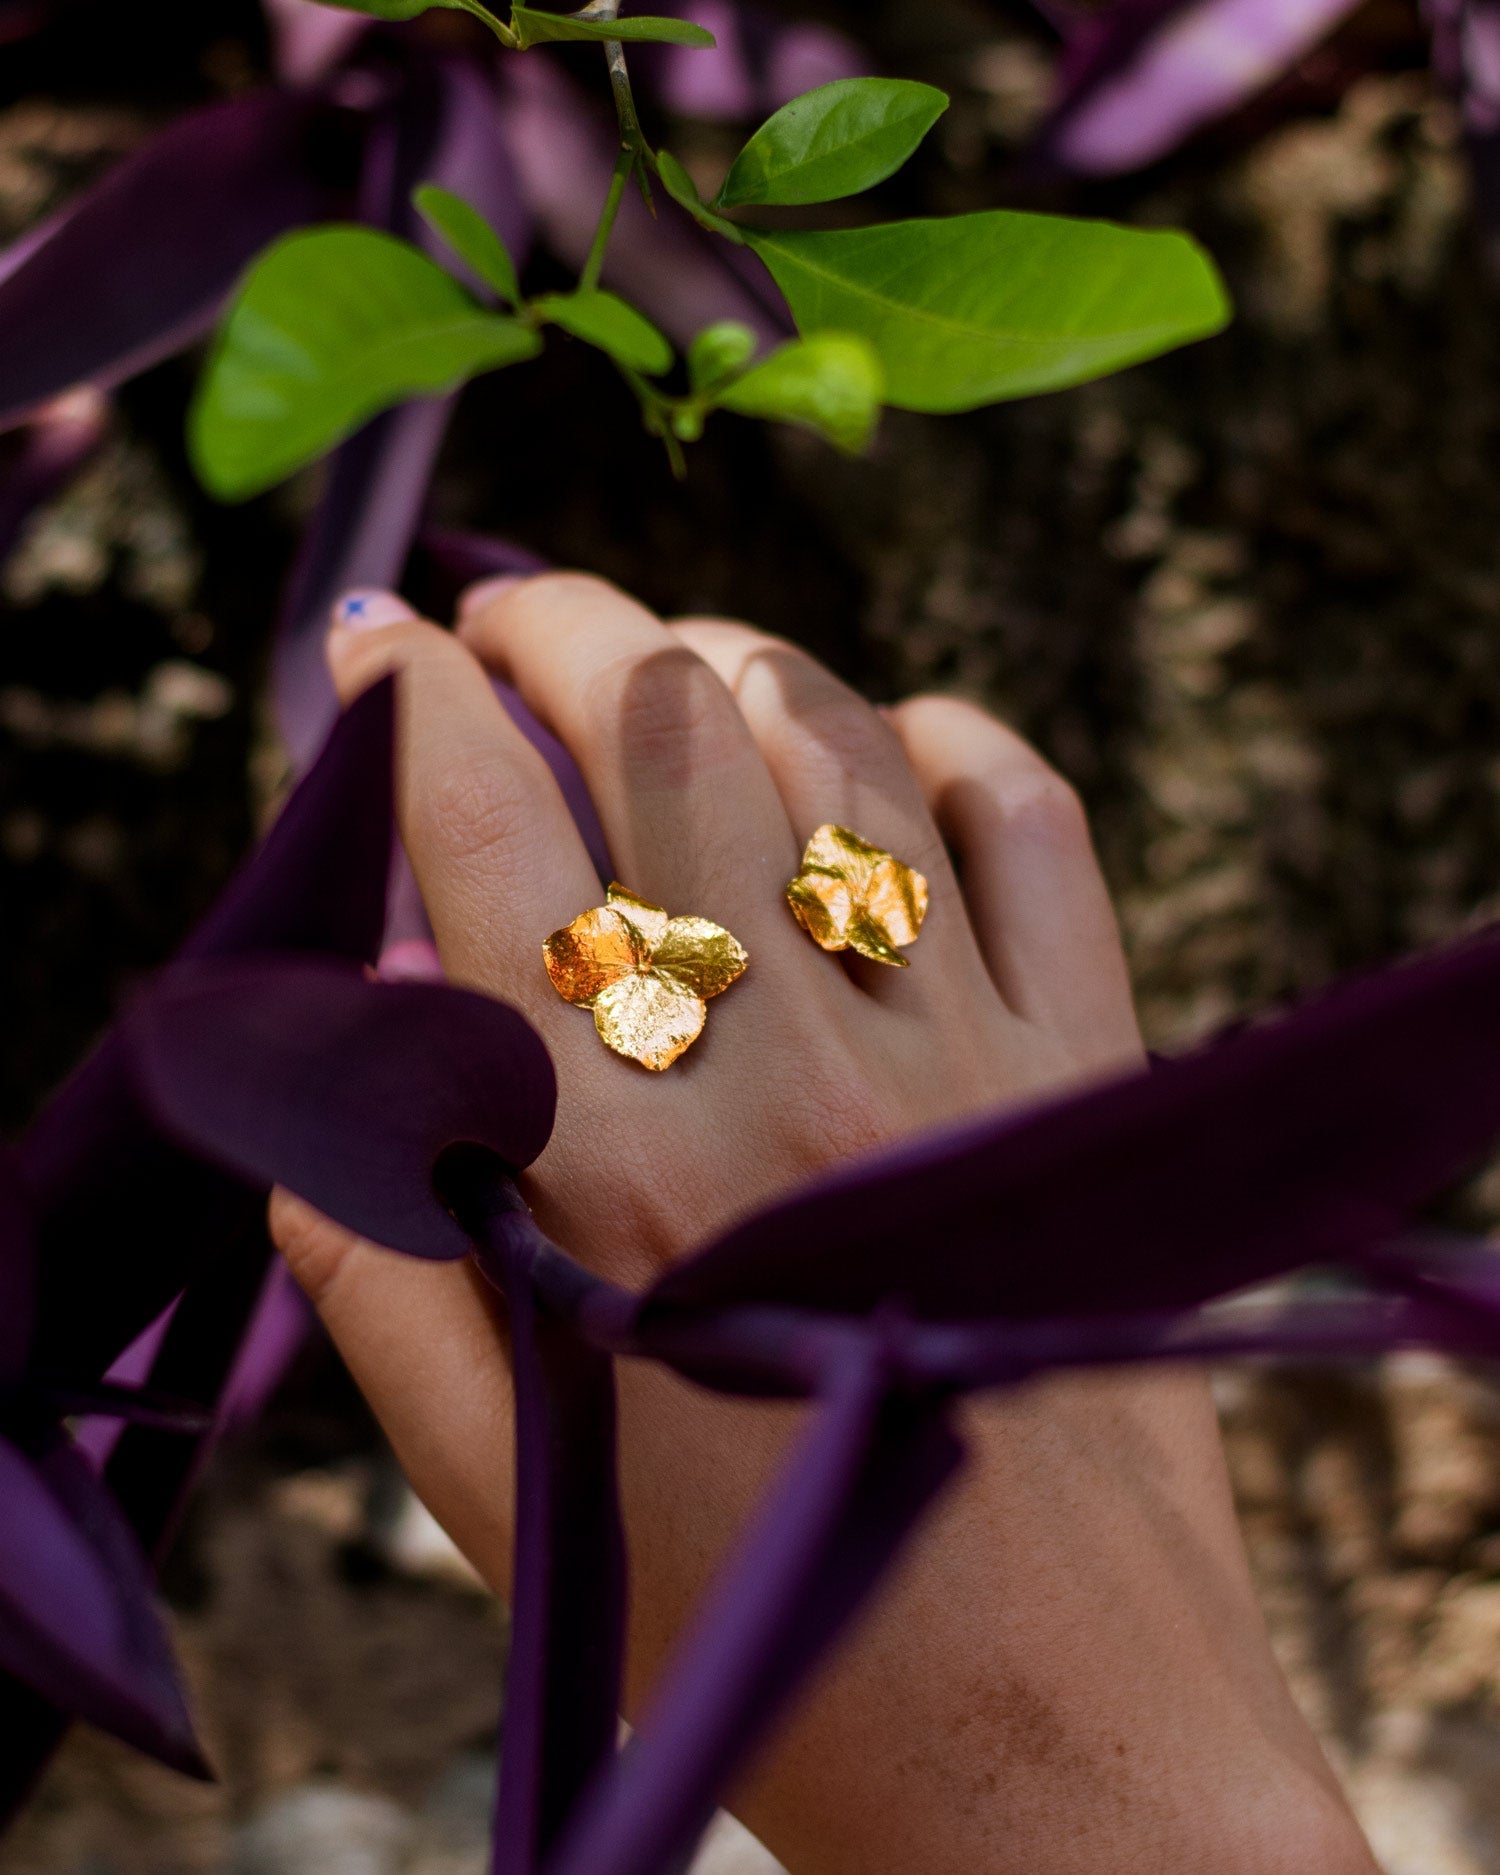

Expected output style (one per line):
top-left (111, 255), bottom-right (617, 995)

top-left (786, 690), bottom-right (901, 778)
top-left (992, 766), bottom-right (1091, 848)
top-left (597, 646), bottom-right (745, 786)
top-left (407, 749), bottom-right (545, 869)
top-left (890, 692), bottom-right (984, 739)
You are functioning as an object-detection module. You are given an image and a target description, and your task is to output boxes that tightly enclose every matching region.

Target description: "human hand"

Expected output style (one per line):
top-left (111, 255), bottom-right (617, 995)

top-left (271, 573), bottom-right (1375, 1875)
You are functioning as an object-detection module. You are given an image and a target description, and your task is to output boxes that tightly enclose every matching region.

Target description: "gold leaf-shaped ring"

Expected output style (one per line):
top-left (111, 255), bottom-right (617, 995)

top-left (785, 824), bottom-right (928, 966)
top-left (543, 883), bottom-right (748, 1070)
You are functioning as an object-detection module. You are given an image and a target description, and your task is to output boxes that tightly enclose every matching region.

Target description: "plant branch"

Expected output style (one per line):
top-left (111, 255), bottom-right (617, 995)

top-left (576, 0), bottom-right (649, 155)
top-left (580, 145), bottom-right (634, 292)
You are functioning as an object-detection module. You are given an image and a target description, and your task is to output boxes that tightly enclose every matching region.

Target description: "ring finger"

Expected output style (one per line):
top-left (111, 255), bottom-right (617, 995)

top-left (456, 575), bottom-right (809, 982)
top-left (667, 617), bottom-right (995, 1009)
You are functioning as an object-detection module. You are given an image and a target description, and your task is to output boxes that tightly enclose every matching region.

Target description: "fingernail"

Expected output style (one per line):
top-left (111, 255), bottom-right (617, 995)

top-left (332, 589), bottom-right (417, 632)
top-left (457, 574), bottom-right (525, 625)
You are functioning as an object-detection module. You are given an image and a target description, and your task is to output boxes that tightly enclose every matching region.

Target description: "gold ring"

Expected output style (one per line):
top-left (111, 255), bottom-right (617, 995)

top-left (544, 883), bottom-right (748, 1070)
top-left (785, 824), bottom-right (928, 967)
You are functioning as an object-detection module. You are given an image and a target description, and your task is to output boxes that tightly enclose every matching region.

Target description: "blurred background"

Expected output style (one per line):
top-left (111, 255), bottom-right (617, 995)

top-left (6, 0), bottom-right (1500, 1869)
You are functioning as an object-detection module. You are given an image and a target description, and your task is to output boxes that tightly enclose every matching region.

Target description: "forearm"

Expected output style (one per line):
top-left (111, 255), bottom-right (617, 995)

top-left (611, 1360), bottom-right (1376, 1875)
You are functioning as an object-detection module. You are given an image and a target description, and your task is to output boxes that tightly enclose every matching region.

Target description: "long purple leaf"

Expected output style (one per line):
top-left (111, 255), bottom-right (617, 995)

top-left (0, 1432), bottom-right (206, 1811)
top-left (548, 1340), bottom-right (960, 1875)
top-left (637, 1), bottom-right (868, 122)
top-left (651, 923), bottom-right (1500, 1322)
top-left (127, 958), bottom-right (557, 1260)
top-left (470, 1204), bottom-right (624, 1875)
top-left (274, 52), bottom-right (531, 769)
top-left (1037, 0), bottom-right (1363, 174)
top-left (19, 680), bottom-right (395, 1379)
top-left (0, 90), bottom-right (332, 432)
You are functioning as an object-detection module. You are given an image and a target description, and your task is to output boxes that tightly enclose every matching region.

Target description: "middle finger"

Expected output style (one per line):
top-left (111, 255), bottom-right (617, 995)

top-left (457, 574), bottom-right (808, 975)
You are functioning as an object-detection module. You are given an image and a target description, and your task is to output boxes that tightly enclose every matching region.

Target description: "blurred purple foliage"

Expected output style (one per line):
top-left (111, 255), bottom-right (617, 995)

top-left (1035, 0), bottom-right (1365, 174)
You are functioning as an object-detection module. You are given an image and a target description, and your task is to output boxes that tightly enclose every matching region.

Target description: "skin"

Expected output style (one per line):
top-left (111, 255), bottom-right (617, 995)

top-left (269, 572), bottom-right (1380, 1875)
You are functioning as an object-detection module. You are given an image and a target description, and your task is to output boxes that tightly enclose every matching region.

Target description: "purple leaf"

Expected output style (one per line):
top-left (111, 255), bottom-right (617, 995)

top-left (470, 1205), bottom-right (624, 1874)
top-left (0, 1432), bottom-right (206, 1796)
top-left (651, 924), bottom-right (1500, 1322)
top-left (548, 1339), bottom-right (959, 1875)
top-left (71, 1305), bottom-right (177, 1471)
top-left (19, 680), bottom-right (395, 1379)
top-left (102, 1237), bottom-right (285, 1565)
top-left (273, 53), bottom-right (531, 770)
top-left (264, 0), bottom-right (370, 81)
top-left (638, 1), bottom-right (868, 121)
top-left (410, 525), bottom-right (548, 609)
top-left (1037, 0), bottom-right (1364, 175)
top-left (127, 958), bottom-right (557, 1261)
top-left (0, 90), bottom-right (333, 432)
top-left (276, 399), bottom-right (453, 771)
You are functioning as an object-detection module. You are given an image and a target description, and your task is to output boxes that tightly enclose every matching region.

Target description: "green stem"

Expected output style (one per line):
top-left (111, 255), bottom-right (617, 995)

top-left (580, 145), bottom-right (633, 293)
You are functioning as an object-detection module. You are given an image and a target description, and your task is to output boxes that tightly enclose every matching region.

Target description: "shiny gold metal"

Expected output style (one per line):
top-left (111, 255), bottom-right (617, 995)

top-left (785, 823), bottom-right (928, 967)
top-left (543, 883), bottom-right (748, 1070)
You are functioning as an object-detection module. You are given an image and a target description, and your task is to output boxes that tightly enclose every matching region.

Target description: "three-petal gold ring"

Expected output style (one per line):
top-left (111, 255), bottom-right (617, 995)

top-left (544, 884), bottom-right (748, 1071)
top-left (785, 824), bottom-right (928, 966)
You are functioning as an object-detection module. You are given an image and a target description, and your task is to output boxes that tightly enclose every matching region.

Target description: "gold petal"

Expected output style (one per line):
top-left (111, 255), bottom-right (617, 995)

top-left (845, 912), bottom-right (909, 967)
top-left (652, 916), bottom-right (749, 1000)
top-left (593, 973), bottom-right (706, 1070)
top-left (785, 826), bottom-right (928, 965)
top-left (865, 853), bottom-right (928, 949)
top-left (542, 906), bottom-right (642, 1008)
top-left (605, 882), bottom-right (670, 949)
top-left (785, 868), bottom-right (855, 951)
top-left (799, 823), bottom-right (882, 893)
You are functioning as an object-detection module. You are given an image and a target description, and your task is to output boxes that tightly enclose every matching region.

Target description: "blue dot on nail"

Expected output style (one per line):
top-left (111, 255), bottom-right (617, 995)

top-left (343, 597), bottom-right (367, 619)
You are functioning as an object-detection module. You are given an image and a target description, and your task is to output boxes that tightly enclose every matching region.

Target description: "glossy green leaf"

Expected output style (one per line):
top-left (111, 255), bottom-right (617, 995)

top-left (510, 4), bottom-right (713, 46)
top-left (533, 289), bottom-right (673, 375)
top-left (715, 333), bottom-right (882, 453)
top-left (413, 184), bottom-right (521, 306)
top-left (190, 226), bottom-right (540, 500)
top-left (746, 212), bottom-right (1230, 412)
top-left (655, 151), bottom-right (743, 241)
top-left (715, 78), bottom-right (947, 209)
top-left (688, 321), bottom-right (757, 394)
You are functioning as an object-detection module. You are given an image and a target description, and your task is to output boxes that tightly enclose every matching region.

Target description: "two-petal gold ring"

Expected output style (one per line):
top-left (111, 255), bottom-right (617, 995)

top-left (544, 825), bottom-right (928, 1069)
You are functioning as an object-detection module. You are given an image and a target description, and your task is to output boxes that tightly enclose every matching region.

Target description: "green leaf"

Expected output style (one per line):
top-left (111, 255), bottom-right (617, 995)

top-left (688, 321), bottom-right (757, 394)
top-left (715, 333), bottom-right (882, 453)
top-left (311, 0), bottom-right (503, 25)
top-left (715, 78), bottom-right (947, 209)
top-left (745, 212), bottom-right (1230, 412)
top-left (189, 226), bottom-right (540, 501)
top-left (533, 289), bottom-right (673, 375)
top-left (655, 151), bottom-right (743, 242)
top-left (510, 4), bottom-right (713, 46)
top-left (413, 184), bottom-right (522, 307)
